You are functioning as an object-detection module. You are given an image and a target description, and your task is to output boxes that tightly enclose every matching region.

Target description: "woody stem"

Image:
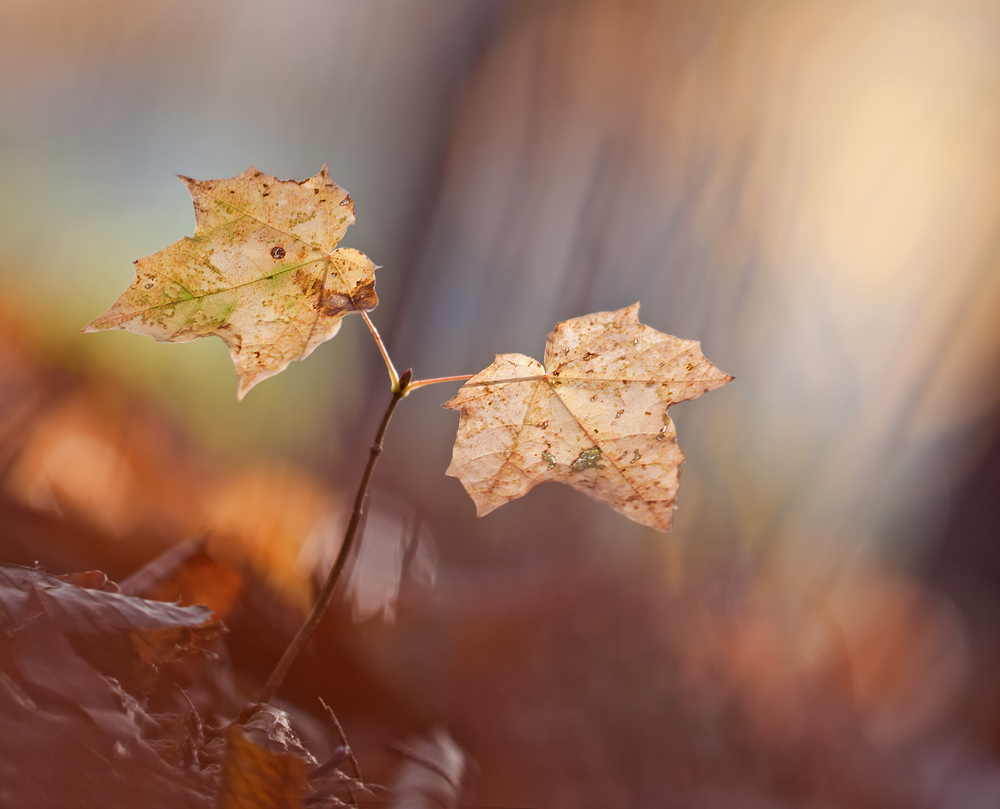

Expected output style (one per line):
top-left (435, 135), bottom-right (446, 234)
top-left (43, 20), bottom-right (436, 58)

top-left (256, 374), bottom-right (409, 705)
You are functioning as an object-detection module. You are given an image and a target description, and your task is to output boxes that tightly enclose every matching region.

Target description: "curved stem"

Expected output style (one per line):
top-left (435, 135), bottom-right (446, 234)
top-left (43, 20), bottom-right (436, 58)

top-left (361, 311), bottom-right (400, 392)
top-left (257, 383), bottom-right (407, 705)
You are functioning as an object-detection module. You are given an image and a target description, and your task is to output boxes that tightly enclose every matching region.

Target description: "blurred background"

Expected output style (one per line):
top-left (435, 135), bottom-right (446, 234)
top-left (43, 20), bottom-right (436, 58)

top-left (3, 0), bottom-right (1000, 806)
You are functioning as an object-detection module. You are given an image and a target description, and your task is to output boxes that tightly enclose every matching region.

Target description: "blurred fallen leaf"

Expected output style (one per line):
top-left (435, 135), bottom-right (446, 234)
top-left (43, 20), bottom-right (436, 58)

top-left (204, 462), bottom-right (344, 613)
top-left (0, 565), bottom-right (226, 807)
top-left (825, 572), bottom-right (969, 744)
top-left (0, 331), bottom-right (345, 613)
top-left (4, 382), bottom-right (209, 542)
top-left (0, 565), bottom-right (221, 694)
top-left (122, 540), bottom-right (244, 621)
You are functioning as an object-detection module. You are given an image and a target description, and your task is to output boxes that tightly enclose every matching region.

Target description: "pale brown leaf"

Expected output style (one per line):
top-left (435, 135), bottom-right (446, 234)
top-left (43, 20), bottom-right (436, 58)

top-left (444, 304), bottom-right (731, 531)
top-left (83, 167), bottom-right (377, 399)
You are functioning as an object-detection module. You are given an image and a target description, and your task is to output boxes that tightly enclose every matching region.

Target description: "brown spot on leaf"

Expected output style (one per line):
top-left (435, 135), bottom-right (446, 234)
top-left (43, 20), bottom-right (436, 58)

top-left (270, 246), bottom-right (285, 259)
top-left (295, 269), bottom-right (326, 301)
top-left (350, 281), bottom-right (378, 311)
top-left (320, 293), bottom-right (352, 317)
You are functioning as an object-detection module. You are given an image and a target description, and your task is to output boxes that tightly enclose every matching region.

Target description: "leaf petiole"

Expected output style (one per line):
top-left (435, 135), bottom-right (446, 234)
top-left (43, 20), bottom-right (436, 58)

top-left (403, 374), bottom-right (474, 395)
top-left (361, 310), bottom-right (400, 392)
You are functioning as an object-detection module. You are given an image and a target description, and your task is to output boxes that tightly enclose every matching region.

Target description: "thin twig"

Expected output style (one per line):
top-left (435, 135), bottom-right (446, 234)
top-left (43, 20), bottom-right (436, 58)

top-left (256, 381), bottom-right (408, 704)
top-left (119, 535), bottom-right (207, 597)
top-left (389, 741), bottom-right (461, 791)
top-left (361, 311), bottom-right (399, 391)
top-left (404, 374), bottom-right (474, 394)
top-left (319, 698), bottom-right (362, 782)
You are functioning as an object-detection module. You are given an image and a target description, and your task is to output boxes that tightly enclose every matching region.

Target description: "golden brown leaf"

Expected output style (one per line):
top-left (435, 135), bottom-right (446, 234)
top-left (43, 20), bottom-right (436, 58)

top-left (83, 167), bottom-right (377, 399)
top-left (444, 304), bottom-right (732, 531)
top-left (217, 723), bottom-right (307, 809)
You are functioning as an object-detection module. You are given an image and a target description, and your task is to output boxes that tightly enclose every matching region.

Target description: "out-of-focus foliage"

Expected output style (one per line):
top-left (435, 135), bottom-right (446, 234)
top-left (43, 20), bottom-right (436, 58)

top-left (0, 288), bottom-right (992, 808)
top-left (0, 564), bottom-right (219, 694)
top-left (0, 564), bottom-right (218, 807)
top-left (0, 310), bottom-right (421, 616)
top-left (0, 562), bottom-right (388, 807)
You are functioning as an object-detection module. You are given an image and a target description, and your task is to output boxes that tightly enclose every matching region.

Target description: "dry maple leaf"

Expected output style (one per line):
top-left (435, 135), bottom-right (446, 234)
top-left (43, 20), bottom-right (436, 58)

top-left (444, 304), bottom-right (732, 531)
top-left (83, 167), bottom-right (377, 399)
